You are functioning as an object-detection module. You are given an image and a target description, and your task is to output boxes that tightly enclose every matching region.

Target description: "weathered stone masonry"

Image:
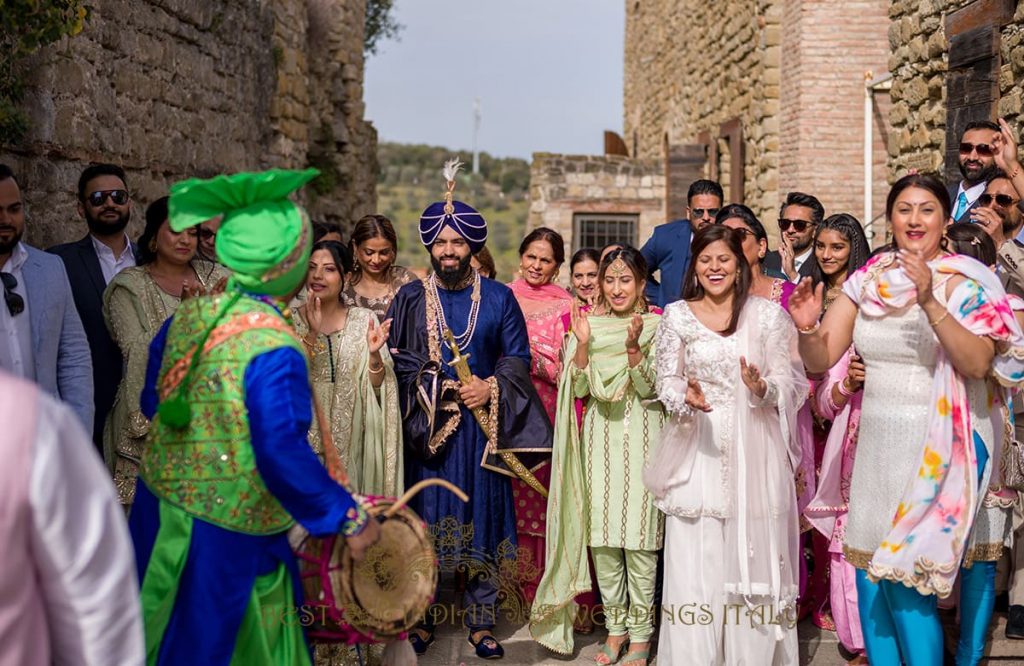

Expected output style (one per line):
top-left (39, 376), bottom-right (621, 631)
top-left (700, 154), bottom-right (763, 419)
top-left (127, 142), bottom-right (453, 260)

top-left (1, 0), bottom-right (376, 248)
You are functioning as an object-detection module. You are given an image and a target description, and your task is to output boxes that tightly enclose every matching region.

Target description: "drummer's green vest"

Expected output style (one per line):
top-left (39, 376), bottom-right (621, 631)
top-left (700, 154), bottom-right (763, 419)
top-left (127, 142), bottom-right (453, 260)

top-left (141, 294), bottom-right (304, 534)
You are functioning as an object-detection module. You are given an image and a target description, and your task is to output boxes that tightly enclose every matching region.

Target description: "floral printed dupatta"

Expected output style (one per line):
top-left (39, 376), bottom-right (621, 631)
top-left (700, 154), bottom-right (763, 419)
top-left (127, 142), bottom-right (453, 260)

top-left (844, 252), bottom-right (1024, 597)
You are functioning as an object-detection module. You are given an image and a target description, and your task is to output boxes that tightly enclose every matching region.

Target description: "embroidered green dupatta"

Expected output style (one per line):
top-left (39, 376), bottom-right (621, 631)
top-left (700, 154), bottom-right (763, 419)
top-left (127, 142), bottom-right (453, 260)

top-left (529, 313), bottom-right (659, 654)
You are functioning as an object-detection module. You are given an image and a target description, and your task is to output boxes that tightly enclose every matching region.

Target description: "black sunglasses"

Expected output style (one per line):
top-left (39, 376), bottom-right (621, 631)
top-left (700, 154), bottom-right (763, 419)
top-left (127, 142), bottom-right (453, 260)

top-left (959, 142), bottom-right (995, 157)
top-left (1, 272), bottom-right (24, 317)
top-left (691, 207), bottom-right (720, 219)
top-left (86, 189), bottom-right (129, 207)
top-left (979, 193), bottom-right (1019, 208)
top-left (778, 218), bottom-right (814, 232)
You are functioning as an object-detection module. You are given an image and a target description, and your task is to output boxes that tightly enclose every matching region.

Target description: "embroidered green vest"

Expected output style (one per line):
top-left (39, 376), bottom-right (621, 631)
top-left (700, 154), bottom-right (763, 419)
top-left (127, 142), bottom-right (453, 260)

top-left (141, 294), bottom-right (304, 534)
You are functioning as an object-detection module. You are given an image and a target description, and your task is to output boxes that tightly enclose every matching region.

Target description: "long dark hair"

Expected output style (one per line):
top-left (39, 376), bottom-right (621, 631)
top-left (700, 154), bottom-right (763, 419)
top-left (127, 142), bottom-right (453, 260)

top-left (136, 196), bottom-right (170, 266)
top-left (682, 225), bottom-right (752, 336)
top-left (597, 246), bottom-right (648, 313)
top-left (945, 222), bottom-right (997, 267)
top-left (519, 226), bottom-right (566, 265)
top-left (473, 246), bottom-right (496, 280)
top-left (807, 213), bottom-right (871, 287)
top-left (714, 203), bottom-right (768, 270)
top-left (349, 214), bottom-right (398, 284)
top-left (310, 240), bottom-right (354, 294)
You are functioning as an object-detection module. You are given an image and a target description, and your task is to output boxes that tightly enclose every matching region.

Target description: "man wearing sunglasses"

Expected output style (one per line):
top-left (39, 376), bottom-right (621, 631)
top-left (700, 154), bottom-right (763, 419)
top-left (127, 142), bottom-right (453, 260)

top-left (640, 178), bottom-right (723, 307)
top-left (0, 165), bottom-right (93, 431)
top-left (49, 163), bottom-right (139, 458)
top-left (949, 120), bottom-right (1001, 223)
top-left (763, 191), bottom-right (824, 282)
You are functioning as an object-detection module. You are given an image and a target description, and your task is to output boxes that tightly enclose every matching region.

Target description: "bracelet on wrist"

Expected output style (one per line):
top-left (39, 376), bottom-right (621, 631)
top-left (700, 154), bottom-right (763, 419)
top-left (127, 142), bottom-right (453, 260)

top-left (368, 362), bottom-right (385, 375)
top-left (837, 378), bottom-right (855, 397)
top-left (626, 346), bottom-right (641, 355)
top-left (928, 310), bottom-right (949, 327)
top-left (1010, 163), bottom-right (1021, 180)
top-left (797, 321), bottom-right (820, 335)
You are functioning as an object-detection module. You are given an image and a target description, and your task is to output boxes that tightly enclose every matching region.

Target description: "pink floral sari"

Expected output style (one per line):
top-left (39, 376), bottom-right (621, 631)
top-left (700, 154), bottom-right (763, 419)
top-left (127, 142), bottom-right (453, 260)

top-left (508, 279), bottom-right (572, 602)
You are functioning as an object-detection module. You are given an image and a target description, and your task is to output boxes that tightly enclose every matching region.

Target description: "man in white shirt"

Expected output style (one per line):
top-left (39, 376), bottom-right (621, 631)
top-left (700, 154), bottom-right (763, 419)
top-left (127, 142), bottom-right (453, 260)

top-left (949, 120), bottom-right (1001, 224)
top-left (49, 163), bottom-right (138, 455)
top-left (763, 191), bottom-right (825, 282)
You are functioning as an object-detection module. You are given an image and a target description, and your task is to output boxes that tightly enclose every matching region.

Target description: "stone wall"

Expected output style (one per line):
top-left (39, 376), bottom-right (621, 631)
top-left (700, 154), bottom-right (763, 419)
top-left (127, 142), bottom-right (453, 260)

top-left (528, 153), bottom-right (664, 281)
top-left (623, 0), bottom-right (781, 222)
top-left (1, 0), bottom-right (376, 249)
top-left (887, 0), bottom-right (1024, 179)
top-left (623, 0), bottom-right (890, 241)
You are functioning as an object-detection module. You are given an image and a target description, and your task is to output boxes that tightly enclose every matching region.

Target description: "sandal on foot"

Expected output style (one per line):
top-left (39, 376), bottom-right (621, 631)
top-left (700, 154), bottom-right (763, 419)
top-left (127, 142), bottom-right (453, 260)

top-left (594, 638), bottom-right (629, 665)
top-left (621, 648), bottom-right (650, 666)
top-left (408, 628), bottom-right (434, 655)
top-left (468, 631), bottom-right (504, 660)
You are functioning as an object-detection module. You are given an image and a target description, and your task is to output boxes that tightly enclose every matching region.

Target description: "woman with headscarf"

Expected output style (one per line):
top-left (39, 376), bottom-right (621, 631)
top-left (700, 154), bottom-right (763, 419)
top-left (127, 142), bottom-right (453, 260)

top-left (790, 173), bottom-right (1024, 664)
top-left (103, 196), bottom-right (226, 508)
top-left (128, 169), bottom-right (381, 666)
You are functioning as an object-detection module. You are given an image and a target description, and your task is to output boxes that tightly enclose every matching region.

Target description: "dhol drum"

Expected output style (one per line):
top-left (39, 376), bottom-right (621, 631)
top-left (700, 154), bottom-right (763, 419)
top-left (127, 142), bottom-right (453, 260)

top-left (290, 481), bottom-right (464, 643)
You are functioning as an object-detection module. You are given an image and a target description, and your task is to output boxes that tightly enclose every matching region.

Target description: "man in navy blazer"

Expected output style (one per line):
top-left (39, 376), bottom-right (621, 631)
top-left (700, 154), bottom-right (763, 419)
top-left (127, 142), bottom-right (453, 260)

top-left (0, 165), bottom-right (93, 429)
top-left (641, 179), bottom-right (723, 307)
top-left (48, 163), bottom-right (137, 455)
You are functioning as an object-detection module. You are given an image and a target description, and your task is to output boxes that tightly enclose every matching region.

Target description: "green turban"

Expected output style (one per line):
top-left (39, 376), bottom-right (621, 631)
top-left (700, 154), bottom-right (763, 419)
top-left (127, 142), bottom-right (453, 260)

top-left (169, 168), bottom-right (318, 297)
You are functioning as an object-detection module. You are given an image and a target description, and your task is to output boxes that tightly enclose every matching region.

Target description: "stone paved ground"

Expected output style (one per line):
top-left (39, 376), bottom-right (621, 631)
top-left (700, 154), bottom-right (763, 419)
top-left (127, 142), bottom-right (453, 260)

top-left (413, 609), bottom-right (1024, 665)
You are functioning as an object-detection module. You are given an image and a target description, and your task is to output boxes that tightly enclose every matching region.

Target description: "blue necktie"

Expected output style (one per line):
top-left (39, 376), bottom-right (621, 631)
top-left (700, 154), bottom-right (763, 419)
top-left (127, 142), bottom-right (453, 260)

top-left (953, 191), bottom-right (969, 220)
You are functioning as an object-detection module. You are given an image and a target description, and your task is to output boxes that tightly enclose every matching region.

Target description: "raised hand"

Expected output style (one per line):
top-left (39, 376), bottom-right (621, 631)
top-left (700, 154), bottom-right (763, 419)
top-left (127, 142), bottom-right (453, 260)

top-left (739, 356), bottom-right (767, 398)
top-left (897, 249), bottom-right (934, 307)
top-left (367, 317), bottom-right (392, 354)
top-left (969, 205), bottom-right (1006, 247)
top-left (180, 281), bottom-right (205, 301)
top-left (787, 277), bottom-right (823, 330)
top-left (571, 301), bottom-right (591, 345)
top-left (994, 117), bottom-right (1020, 174)
top-left (307, 296), bottom-right (324, 337)
top-left (685, 378), bottom-right (712, 412)
top-left (210, 276), bottom-right (229, 294)
top-left (779, 235), bottom-right (797, 281)
top-left (625, 313), bottom-right (644, 351)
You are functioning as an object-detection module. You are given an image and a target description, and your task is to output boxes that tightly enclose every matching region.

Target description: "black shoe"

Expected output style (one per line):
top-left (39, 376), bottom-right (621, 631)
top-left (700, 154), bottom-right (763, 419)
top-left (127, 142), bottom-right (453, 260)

top-left (1007, 605), bottom-right (1024, 640)
top-left (468, 631), bottom-right (505, 659)
top-left (409, 628), bottom-right (435, 655)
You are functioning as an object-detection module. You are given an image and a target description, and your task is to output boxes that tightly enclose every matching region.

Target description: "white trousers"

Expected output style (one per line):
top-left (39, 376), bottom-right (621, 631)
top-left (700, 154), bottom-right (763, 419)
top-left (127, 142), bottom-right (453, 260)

top-left (657, 514), bottom-right (797, 665)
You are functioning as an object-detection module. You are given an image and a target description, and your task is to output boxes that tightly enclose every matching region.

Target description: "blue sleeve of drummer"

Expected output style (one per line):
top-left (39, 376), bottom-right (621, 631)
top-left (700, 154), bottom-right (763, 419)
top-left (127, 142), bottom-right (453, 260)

top-left (140, 317), bottom-right (173, 420)
top-left (245, 347), bottom-right (362, 538)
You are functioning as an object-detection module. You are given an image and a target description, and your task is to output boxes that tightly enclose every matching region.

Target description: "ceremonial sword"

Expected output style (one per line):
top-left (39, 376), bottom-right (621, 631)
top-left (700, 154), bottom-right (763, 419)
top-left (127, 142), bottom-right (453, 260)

top-left (442, 328), bottom-right (549, 498)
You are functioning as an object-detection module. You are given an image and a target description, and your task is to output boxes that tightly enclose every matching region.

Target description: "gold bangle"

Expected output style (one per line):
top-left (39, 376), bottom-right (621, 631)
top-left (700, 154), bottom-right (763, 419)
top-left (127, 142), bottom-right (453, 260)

top-left (928, 310), bottom-right (949, 327)
top-left (797, 321), bottom-right (820, 335)
top-left (368, 362), bottom-right (385, 375)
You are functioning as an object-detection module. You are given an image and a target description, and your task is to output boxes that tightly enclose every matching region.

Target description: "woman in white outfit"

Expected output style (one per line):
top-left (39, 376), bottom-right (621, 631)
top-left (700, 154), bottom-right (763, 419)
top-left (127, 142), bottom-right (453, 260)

top-left (648, 224), bottom-right (807, 665)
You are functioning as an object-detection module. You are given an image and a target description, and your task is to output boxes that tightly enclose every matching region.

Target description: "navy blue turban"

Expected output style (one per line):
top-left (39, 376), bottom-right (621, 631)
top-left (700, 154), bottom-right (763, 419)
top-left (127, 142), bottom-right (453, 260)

top-left (418, 199), bottom-right (487, 254)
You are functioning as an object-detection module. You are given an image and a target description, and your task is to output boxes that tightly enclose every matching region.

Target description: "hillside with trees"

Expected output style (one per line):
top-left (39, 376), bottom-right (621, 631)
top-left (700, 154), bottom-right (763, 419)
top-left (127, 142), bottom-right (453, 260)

top-left (376, 142), bottom-right (531, 279)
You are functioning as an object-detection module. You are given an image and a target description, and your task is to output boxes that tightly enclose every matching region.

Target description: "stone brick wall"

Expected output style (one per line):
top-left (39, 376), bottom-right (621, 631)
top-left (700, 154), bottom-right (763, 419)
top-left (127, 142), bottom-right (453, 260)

top-left (779, 0), bottom-right (891, 239)
top-left (887, 0), bottom-right (1024, 179)
top-left (1, 0), bottom-right (376, 249)
top-left (623, 0), bottom-right (890, 241)
top-left (623, 0), bottom-right (781, 222)
top-left (528, 153), bottom-right (664, 281)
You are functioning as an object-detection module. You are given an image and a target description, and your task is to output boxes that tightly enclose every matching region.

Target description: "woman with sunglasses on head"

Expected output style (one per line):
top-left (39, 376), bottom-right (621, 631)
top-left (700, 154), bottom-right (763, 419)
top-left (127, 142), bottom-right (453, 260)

top-left (342, 214), bottom-right (416, 320)
top-left (790, 173), bottom-right (1024, 665)
top-left (802, 214), bottom-right (871, 664)
top-left (102, 196), bottom-right (227, 509)
top-left (716, 204), bottom-right (794, 307)
top-left (648, 224), bottom-right (807, 664)
top-left (532, 247), bottom-right (664, 666)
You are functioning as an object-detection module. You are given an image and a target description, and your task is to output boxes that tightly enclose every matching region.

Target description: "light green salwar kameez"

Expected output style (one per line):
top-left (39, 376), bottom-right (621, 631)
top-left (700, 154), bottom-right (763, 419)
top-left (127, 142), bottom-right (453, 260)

top-left (531, 313), bottom-right (664, 654)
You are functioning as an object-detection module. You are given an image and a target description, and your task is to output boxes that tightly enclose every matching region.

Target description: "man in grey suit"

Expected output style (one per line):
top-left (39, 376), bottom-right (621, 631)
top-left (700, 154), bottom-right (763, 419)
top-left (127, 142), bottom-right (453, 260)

top-left (0, 165), bottom-right (93, 429)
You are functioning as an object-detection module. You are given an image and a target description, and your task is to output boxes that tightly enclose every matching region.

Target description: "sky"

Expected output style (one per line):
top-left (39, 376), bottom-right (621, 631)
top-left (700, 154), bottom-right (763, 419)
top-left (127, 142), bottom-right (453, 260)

top-left (364, 1), bottom-right (625, 161)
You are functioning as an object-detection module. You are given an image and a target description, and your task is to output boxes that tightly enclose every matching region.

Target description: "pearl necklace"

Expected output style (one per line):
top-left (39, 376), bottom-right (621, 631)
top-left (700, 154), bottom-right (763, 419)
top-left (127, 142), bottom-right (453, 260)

top-left (427, 271), bottom-right (481, 349)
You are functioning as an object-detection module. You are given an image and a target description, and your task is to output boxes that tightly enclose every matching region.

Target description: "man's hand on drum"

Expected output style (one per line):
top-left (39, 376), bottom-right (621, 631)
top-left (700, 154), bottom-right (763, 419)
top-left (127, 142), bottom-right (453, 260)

top-left (346, 518), bottom-right (382, 562)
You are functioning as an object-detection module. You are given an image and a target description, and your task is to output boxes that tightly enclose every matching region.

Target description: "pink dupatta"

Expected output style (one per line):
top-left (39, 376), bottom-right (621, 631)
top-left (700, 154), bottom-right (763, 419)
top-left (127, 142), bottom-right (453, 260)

top-left (844, 252), bottom-right (1024, 597)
